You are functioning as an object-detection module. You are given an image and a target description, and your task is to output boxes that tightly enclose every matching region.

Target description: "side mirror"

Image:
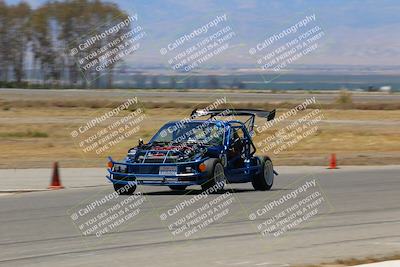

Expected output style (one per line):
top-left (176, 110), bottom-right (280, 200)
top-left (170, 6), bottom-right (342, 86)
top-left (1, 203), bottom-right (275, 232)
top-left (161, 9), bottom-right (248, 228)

top-left (138, 138), bottom-right (143, 146)
top-left (267, 109), bottom-right (276, 121)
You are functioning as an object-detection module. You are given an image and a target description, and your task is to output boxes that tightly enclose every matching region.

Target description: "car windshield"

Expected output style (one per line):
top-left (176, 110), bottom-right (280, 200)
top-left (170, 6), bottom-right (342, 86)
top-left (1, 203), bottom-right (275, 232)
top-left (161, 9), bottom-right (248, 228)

top-left (150, 121), bottom-right (225, 146)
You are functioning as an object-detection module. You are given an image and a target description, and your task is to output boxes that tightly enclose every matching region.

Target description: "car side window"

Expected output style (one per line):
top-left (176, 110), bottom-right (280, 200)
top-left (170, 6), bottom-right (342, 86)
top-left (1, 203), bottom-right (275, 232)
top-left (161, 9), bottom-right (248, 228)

top-left (230, 127), bottom-right (244, 141)
top-left (229, 127), bottom-right (245, 151)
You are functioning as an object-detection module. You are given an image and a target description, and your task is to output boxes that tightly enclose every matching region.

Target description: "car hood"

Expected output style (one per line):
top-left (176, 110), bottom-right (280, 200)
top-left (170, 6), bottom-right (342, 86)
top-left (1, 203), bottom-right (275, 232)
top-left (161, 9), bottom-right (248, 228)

top-left (125, 143), bottom-right (210, 163)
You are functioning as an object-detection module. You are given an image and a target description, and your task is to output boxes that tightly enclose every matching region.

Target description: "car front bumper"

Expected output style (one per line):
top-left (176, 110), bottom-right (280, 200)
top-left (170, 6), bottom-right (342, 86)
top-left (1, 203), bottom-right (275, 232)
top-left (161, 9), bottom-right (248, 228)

top-left (106, 157), bottom-right (207, 186)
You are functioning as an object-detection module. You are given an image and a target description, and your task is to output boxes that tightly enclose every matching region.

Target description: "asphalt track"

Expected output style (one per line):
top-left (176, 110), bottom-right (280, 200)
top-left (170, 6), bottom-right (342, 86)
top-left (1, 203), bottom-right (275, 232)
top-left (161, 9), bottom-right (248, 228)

top-left (0, 166), bottom-right (399, 267)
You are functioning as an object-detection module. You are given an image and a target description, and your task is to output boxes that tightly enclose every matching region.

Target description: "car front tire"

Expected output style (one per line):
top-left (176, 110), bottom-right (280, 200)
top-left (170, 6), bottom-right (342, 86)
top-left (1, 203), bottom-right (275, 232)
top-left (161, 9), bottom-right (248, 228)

top-left (169, 185), bottom-right (187, 191)
top-left (113, 183), bottom-right (137, 195)
top-left (201, 158), bottom-right (225, 193)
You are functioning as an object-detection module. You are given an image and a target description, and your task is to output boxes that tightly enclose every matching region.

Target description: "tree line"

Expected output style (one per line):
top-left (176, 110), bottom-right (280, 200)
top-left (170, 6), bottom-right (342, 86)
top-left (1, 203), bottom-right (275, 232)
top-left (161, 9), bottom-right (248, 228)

top-left (0, 0), bottom-right (130, 88)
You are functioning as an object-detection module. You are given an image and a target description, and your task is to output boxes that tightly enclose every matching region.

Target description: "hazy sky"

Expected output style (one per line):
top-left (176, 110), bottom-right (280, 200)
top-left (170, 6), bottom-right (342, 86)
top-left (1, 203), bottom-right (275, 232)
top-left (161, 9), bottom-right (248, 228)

top-left (6, 0), bottom-right (400, 66)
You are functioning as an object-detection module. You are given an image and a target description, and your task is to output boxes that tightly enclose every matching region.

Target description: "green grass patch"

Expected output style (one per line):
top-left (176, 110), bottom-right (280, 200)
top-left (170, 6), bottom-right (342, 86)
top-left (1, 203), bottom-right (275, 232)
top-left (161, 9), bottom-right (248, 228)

top-left (0, 130), bottom-right (49, 138)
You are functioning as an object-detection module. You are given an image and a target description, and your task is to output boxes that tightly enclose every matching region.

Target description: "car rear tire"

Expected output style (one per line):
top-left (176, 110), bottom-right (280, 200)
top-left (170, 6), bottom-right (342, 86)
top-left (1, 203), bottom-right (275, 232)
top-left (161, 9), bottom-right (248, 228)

top-left (113, 183), bottom-right (137, 195)
top-left (201, 159), bottom-right (225, 193)
top-left (252, 156), bottom-right (274, 191)
top-left (169, 185), bottom-right (187, 191)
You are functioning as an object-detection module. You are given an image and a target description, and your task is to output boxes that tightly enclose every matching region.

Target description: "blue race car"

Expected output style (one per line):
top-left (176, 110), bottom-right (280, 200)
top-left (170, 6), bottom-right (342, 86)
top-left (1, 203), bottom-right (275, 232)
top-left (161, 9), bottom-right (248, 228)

top-left (106, 109), bottom-right (277, 194)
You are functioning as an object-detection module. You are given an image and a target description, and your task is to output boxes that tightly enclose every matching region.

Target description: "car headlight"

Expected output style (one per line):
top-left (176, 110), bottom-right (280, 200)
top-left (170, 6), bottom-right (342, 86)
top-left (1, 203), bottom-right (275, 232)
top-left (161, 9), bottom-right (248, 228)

top-left (113, 164), bottom-right (127, 173)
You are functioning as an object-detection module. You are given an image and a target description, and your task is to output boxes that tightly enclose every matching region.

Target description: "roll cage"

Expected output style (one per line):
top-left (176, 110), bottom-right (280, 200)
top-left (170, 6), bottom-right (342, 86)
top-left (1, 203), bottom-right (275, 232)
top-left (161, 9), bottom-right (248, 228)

top-left (190, 108), bottom-right (276, 133)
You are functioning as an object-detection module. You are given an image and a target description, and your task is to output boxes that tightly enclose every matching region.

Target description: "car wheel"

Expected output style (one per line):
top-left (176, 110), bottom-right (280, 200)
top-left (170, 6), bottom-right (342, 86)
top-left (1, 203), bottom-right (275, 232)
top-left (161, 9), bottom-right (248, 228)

top-left (113, 183), bottom-right (137, 195)
top-left (201, 159), bottom-right (225, 193)
top-left (252, 157), bottom-right (274, 191)
top-left (169, 185), bottom-right (187, 191)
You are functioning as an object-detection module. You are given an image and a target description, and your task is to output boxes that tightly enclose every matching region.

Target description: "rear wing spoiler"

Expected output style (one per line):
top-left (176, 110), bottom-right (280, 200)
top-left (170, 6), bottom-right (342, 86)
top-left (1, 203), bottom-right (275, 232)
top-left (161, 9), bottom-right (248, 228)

top-left (191, 108), bottom-right (276, 121)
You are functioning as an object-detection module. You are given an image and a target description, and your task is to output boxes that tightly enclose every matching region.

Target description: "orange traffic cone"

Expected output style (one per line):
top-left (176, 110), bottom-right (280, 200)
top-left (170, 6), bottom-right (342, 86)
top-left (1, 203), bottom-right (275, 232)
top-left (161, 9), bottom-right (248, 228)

top-left (328, 153), bottom-right (339, 169)
top-left (48, 162), bottom-right (64, 189)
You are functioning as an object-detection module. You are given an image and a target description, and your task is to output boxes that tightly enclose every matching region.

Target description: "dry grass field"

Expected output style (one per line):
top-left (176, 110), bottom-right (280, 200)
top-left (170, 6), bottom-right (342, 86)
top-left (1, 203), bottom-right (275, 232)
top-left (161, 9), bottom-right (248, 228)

top-left (0, 90), bottom-right (399, 169)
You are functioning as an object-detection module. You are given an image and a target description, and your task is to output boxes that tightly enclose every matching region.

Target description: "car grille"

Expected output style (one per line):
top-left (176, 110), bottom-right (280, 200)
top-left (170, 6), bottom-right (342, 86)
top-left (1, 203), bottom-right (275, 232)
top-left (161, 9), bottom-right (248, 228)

top-left (134, 165), bottom-right (159, 174)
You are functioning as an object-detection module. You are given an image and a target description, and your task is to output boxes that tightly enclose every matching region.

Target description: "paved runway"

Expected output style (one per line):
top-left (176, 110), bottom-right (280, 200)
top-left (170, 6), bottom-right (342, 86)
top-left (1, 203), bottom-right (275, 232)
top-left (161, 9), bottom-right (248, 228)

top-left (0, 166), bottom-right (399, 267)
